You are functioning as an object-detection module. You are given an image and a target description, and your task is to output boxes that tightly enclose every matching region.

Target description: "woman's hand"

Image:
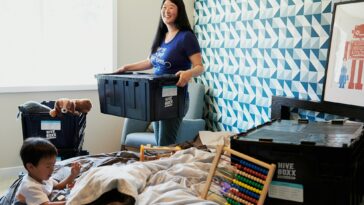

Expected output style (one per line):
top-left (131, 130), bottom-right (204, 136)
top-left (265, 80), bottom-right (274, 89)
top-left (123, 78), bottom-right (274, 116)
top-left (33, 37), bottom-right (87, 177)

top-left (176, 53), bottom-right (204, 87)
top-left (175, 70), bottom-right (193, 87)
top-left (113, 59), bottom-right (153, 74)
top-left (114, 66), bottom-right (127, 74)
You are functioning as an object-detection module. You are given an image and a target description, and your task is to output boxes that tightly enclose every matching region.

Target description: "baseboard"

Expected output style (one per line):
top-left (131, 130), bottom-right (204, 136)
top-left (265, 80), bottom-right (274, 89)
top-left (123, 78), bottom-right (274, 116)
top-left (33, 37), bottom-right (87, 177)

top-left (0, 166), bottom-right (26, 178)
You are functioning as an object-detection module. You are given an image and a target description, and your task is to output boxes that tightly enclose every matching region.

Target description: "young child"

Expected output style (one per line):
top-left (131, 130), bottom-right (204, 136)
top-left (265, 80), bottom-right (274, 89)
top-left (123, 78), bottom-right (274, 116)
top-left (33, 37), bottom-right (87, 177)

top-left (14, 137), bottom-right (81, 205)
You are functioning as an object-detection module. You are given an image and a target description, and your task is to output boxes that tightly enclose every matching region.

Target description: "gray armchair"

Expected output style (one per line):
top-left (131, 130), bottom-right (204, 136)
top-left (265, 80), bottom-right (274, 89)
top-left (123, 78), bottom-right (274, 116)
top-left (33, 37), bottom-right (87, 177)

top-left (121, 82), bottom-right (205, 148)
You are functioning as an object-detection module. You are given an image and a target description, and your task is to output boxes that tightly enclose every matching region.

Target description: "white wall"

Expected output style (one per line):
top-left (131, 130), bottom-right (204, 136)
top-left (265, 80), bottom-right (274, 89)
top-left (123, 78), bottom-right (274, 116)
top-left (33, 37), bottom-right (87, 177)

top-left (0, 91), bottom-right (122, 169)
top-left (0, 0), bottom-right (194, 169)
top-left (118, 0), bottom-right (195, 66)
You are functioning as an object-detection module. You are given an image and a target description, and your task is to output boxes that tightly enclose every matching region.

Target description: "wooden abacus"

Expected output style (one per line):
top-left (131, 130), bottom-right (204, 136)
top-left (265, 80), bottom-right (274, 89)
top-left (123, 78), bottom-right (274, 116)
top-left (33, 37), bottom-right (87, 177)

top-left (201, 145), bottom-right (276, 205)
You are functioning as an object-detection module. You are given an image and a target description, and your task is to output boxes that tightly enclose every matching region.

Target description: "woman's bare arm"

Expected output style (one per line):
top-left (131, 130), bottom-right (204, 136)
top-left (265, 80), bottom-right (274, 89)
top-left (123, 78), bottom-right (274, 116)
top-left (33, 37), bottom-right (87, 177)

top-left (114, 59), bottom-right (153, 73)
top-left (175, 53), bottom-right (204, 87)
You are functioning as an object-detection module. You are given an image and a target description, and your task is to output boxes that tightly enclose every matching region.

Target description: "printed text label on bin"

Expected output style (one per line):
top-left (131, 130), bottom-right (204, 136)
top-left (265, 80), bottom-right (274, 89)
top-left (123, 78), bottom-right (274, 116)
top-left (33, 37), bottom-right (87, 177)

top-left (46, 130), bottom-right (57, 140)
top-left (41, 120), bottom-right (61, 130)
top-left (164, 96), bottom-right (174, 108)
top-left (162, 85), bottom-right (177, 97)
top-left (268, 181), bottom-right (304, 202)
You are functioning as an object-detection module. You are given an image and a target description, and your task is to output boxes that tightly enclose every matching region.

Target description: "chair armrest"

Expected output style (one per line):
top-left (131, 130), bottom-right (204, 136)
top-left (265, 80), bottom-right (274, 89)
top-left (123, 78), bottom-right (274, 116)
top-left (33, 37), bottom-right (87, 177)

top-left (176, 119), bottom-right (206, 143)
top-left (121, 118), bottom-right (150, 144)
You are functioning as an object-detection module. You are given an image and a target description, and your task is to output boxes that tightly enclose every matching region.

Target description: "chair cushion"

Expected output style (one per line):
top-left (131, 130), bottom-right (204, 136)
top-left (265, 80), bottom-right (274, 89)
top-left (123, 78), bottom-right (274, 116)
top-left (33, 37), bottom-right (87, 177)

top-left (124, 133), bottom-right (156, 147)
top-left (184, 83), bottom-right (204, 119)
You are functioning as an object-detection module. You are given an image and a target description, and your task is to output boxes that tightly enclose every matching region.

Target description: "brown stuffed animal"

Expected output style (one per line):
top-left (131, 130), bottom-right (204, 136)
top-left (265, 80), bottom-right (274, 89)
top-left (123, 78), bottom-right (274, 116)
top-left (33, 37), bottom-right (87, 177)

top-left (49, 98), bottom-right (92, 117)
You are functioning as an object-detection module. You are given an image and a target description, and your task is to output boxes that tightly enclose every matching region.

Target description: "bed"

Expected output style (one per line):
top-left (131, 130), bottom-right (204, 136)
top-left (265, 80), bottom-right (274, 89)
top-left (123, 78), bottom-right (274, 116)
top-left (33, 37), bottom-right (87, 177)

top-left (0, 140), bottom-right (222, 205)
top-left (7, 96), bottom-right (353, 205)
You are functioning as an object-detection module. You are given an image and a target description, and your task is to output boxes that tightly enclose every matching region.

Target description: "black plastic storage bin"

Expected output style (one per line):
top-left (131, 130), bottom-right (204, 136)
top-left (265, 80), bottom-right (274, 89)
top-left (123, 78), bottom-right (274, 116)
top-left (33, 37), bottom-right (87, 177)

top-left (231, 120), bottom-right (364, 205)
top-left (20, 101), bottom-right (87, 160)
top-left (95, 72), bottom-right (187, 121)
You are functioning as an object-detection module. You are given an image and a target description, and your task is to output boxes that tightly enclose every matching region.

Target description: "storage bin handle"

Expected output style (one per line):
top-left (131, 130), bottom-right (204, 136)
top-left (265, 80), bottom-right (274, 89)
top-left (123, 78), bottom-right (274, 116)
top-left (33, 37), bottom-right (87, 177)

top-left (158, 75), bottom-right (179, 86)
top-left (124, 81), bottom-right (139, 87)
top-left (159, 80), bottom-right (177, 86)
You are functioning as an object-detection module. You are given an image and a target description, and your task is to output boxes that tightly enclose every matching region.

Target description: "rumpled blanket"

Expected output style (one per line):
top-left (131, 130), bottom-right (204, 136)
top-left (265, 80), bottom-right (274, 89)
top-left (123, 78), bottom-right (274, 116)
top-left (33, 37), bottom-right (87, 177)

top-left (0, 151), bottom-right (139, 205)
top-left (66, 148), bottom-right (218, 205)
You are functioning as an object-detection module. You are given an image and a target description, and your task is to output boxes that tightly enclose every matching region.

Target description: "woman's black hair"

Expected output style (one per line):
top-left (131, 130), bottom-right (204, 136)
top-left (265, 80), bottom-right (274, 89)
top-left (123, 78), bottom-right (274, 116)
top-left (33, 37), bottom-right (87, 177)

top-left (151, 0), bottom-right (193, 54)
top-left (20, 137), bottom-right (57, 169)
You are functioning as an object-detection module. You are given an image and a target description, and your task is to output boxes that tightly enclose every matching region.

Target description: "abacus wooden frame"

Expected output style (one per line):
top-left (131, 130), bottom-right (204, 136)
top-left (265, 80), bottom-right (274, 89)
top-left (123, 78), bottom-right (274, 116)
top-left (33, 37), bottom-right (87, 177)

top-left (201, 145), bottom-right (276, 205)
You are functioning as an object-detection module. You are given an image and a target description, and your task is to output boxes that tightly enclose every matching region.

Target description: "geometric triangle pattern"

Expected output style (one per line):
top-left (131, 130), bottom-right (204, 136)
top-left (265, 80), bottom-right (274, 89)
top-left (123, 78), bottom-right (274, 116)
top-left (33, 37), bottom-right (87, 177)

top-left (194, 0), bottom-right (336, 133)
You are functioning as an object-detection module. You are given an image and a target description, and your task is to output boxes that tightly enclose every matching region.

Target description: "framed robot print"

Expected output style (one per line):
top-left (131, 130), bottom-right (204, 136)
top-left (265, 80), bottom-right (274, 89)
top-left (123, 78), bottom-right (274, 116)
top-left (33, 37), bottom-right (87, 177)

top-left (323, 0), bottom-right (364, 107)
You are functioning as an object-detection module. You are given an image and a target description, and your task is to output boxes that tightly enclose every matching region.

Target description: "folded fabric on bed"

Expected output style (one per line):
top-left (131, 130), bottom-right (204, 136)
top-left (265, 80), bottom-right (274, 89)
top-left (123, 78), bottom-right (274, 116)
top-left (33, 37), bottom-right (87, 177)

top-left (66, 148), bottom-right (218, 205)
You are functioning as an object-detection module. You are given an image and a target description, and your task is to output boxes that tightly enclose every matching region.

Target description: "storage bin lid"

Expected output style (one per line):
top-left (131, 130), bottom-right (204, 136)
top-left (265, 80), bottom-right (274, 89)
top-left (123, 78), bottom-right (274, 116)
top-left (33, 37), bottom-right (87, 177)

top-left (236, 120), bottom-right (363, 148)
top-left (95, 72), bottom-right (178, 81)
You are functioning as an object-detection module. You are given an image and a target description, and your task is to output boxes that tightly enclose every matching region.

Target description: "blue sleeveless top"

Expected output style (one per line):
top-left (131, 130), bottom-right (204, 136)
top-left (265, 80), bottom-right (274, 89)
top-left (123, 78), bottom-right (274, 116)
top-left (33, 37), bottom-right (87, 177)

top-left (150, 30), bottom-right (201, 75)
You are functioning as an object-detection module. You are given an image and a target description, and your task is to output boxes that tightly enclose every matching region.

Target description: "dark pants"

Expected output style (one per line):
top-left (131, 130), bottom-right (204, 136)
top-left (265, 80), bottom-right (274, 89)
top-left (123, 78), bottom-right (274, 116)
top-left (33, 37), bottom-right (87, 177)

top-left (153, 92), bottom-right (189, 146)
top-left (153, 117), bottom-right (183, 146)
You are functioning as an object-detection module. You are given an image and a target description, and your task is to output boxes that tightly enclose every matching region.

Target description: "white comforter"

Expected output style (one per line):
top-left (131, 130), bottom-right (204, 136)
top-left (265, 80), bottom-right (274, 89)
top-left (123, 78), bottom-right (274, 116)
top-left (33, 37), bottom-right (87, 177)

top-left (66, 148), bottom-right (219, 205)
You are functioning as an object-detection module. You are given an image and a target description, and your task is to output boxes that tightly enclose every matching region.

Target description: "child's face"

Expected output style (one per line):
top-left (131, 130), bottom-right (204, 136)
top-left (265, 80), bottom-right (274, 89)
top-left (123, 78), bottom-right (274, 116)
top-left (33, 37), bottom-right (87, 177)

top-left (27, 155), bottom-right (56, 182)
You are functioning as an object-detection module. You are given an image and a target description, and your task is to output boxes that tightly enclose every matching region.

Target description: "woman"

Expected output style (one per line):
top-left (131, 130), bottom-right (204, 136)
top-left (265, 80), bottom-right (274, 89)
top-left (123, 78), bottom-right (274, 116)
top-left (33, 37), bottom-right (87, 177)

top-left (116, 0), bottom-right (204, 146)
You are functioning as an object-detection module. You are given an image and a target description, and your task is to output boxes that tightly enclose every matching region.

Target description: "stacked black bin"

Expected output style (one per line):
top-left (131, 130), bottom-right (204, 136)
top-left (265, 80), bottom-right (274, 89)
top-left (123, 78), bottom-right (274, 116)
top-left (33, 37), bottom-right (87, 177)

top-left (231, 119), bottom-right (364, 205)
top-left (20, 101), bottom-right (87, 160)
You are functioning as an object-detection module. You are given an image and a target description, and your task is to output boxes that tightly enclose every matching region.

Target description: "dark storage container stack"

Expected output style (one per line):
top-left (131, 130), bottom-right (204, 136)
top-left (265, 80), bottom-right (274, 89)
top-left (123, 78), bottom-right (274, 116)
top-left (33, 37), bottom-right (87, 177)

top-left (20, 101), bottom-right (87, 160)
top-left (95, 73), bottom-right (187, 121)
top-left (231, 119), bottom-right (364, 205)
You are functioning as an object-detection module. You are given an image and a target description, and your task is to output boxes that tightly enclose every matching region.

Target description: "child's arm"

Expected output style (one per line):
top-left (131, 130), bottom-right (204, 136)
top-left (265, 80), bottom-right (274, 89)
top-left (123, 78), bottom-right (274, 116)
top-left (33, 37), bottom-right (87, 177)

top-left (54, 162), bottom-right (81, 190)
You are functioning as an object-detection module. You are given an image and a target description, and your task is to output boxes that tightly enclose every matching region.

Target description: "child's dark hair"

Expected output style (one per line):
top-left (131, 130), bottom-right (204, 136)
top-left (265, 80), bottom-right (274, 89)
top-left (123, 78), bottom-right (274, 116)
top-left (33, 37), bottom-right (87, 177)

top-left (20, 137), bottom-right (57, 168)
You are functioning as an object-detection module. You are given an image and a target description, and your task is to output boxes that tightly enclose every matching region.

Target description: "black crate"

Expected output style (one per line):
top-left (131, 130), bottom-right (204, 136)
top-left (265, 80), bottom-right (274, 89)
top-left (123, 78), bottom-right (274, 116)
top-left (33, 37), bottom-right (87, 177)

top-left (95, 73), bottom-right (187, 121)
top-left (57, 149), bottom-right (89, 160)
top-left (20, 101), bottom-right (87, 159)
top-left (231, 120), bottom-right (364, 205)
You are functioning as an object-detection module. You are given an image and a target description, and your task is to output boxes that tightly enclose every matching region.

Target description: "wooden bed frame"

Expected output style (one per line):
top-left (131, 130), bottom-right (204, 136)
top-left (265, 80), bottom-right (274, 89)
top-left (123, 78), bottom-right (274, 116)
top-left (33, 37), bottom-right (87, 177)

top-left (271, 96), bottom-right (364, 122)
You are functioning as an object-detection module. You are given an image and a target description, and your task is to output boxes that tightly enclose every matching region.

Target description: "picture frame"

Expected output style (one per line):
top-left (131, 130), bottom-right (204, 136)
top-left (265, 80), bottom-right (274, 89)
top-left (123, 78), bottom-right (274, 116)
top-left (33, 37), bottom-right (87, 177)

top-left (323, 0), bottom-right (364, 108)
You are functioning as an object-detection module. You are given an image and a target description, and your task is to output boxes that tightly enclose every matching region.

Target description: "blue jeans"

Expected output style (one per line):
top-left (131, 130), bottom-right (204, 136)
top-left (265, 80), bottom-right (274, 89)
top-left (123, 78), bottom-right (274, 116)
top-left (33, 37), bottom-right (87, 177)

top-left (153, 92), bottom-right (189, 146)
